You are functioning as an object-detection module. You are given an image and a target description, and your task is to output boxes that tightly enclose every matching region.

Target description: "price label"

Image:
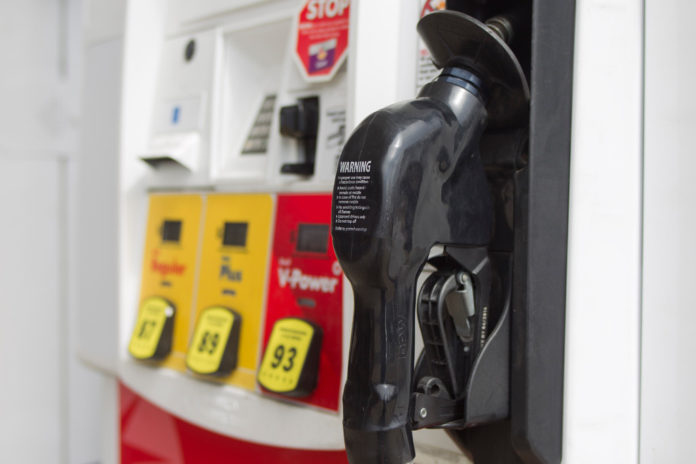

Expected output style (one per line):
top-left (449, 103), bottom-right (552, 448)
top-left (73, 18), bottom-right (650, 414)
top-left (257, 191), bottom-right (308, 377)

top-left (258, 318), bottom-right (322, 396)
top-left (186, 306), bottom-right (241, 376)
top-left (128, 296), bottom-right (175, 360)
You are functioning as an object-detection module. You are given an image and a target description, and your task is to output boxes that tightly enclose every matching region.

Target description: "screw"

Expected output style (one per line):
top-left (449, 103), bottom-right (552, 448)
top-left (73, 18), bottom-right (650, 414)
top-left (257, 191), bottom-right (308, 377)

top-left (419, 407), bottom-right (428, 419)
top-left (457, 272), bottom-right (469, 287)
top-left (486, 16), bottom-right (515, 44)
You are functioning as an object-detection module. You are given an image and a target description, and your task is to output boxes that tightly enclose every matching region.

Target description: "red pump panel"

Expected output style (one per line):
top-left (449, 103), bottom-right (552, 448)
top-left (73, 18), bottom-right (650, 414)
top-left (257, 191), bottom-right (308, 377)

top-left (261, 193), bottom-right (343, 411)
top-left (120, 382), bottom-right (348, 463)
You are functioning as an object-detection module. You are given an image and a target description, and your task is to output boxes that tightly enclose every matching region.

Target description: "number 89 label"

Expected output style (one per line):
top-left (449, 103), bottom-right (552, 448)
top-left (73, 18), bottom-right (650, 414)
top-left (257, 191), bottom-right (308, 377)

top-left (258, 318), bottom-right (321, 395)
top-left (187, 306), bottom-right (240, 376)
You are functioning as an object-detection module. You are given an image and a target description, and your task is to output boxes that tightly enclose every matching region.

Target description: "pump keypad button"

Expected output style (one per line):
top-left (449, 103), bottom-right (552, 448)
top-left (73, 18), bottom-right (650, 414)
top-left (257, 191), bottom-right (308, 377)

top-left (186, 306), bottom-right (241, 376)
top-left (258, 318), bottom-right (322, 397)
top-left (128, 296), bottom-right (175, 361)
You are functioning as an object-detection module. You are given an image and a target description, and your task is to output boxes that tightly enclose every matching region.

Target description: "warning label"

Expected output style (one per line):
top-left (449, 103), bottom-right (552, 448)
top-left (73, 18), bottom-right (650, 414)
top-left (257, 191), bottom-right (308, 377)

top-left (333, 174), bottom-right (371, 233)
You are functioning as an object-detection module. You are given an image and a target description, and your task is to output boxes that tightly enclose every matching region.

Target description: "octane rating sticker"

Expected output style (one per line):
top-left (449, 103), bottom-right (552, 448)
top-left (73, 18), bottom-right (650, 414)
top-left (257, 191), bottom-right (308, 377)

top-left (187, 307), bottom-right (239, 375)
top-left (128, 297), bottom-right (173, 359)
top-left (258, 318), bottom-right (316, 393)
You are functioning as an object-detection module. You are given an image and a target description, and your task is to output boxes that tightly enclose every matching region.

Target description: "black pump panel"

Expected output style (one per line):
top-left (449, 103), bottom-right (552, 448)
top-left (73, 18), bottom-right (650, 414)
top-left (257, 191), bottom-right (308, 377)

top-left (331, 1), bottom-right (574, 463)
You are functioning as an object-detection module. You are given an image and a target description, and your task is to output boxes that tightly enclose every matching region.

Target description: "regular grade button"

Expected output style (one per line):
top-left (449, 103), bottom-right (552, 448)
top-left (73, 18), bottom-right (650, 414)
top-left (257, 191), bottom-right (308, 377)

top-left (128, 296), bottom-right (175, 361)
top-left (186, 306), bottom-right (241, 376)
top-left (257, 317), bottom-right (323, 397)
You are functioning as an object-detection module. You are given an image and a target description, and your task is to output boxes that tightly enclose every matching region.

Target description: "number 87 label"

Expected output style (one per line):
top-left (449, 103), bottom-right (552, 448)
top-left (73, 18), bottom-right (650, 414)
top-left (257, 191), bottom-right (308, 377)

top-left (258, 318), bottom-right (322, 396)
top-left (128, 296), bottom-right (175, 360)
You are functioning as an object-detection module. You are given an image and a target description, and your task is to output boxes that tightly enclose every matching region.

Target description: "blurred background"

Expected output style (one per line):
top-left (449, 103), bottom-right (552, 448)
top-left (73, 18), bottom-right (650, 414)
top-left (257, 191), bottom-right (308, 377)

top-left (0, 1), bottom-right (114, 463)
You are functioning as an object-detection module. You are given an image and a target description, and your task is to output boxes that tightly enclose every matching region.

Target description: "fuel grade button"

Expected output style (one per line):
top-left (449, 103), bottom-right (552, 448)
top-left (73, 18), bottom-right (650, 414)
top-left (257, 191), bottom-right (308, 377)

top-left (186, 306), bottom-right (241, 376)
top-left (128, 296), bottom-right (175, 361)
top-left (258, 318), bottom-right (322, 397)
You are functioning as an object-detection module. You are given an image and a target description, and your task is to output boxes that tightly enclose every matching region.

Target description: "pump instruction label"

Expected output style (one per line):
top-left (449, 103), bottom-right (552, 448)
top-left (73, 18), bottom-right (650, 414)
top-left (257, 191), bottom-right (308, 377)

top-left (417, 0), bottom-right (446, 93)
top-left (325, 107), bottom-right (346, 170)
top-left (333, 161), bottom-right (372, 233)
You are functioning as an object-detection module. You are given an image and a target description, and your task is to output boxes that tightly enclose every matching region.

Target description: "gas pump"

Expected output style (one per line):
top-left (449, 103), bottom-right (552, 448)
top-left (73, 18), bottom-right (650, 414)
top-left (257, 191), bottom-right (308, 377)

top-left (333, 2), bottom-right (572, 463)
top-left (71, 0), bottom-right (573, 461)
top-left (118, 1), bottom-right (353, 462)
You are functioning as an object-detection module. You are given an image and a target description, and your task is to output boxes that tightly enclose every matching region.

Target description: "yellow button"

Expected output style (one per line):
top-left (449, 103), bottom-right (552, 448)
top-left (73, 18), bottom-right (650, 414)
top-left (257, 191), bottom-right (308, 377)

top-left (258, 318), bottom-right (320, 395)
top-left (128, 296), bottom-right (175, 360)
top-left (187, 306), bottom-right (240, 376)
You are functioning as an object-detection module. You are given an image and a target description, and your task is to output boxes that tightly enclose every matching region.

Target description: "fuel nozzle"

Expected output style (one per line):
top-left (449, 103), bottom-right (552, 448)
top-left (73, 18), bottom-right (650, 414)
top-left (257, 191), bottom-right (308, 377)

top-left (332, 10), bottom-right (529, 464)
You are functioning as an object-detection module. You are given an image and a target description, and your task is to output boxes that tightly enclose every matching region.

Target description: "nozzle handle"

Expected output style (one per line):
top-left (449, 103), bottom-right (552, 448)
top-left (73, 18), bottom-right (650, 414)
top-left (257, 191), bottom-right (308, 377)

top-left (342, 278), bottom-right (418, 464)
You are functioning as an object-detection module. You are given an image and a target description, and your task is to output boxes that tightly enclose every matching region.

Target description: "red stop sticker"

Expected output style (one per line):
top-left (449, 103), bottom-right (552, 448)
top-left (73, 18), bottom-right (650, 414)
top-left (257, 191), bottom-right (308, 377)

top-left (420, 0), bottom-right (446, 17)
top-left (294, 0), bottom-right (350, 82)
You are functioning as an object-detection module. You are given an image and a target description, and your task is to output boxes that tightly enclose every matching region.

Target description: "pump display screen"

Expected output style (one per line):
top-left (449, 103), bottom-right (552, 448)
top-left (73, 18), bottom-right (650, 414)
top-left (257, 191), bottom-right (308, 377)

top-left (161, 220), bottom-right (182, 243)
top-left (222, 222), bottom-right (248, 247)
top-left (296, 224), bottom-right (329, 253)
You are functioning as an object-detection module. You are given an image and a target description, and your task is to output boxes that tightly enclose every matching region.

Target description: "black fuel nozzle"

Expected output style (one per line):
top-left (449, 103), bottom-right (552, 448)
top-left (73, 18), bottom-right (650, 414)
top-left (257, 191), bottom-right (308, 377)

top-left (331, 11), bottom-right (529, 464)
top-left (333, 67), bottom-right (491, 464)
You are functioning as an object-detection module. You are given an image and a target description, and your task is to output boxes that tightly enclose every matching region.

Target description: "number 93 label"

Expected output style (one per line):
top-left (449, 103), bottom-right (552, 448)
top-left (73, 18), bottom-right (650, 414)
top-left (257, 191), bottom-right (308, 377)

top-left (186, 306), bottom-right (241, 376)
top-left (258, 318), bottom-right (322, 396)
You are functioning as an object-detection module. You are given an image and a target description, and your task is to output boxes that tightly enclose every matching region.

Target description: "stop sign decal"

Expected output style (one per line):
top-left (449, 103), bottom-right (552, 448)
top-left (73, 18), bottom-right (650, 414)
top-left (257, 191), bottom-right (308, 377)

top-left (294, 0), bottom-right (350, 82)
